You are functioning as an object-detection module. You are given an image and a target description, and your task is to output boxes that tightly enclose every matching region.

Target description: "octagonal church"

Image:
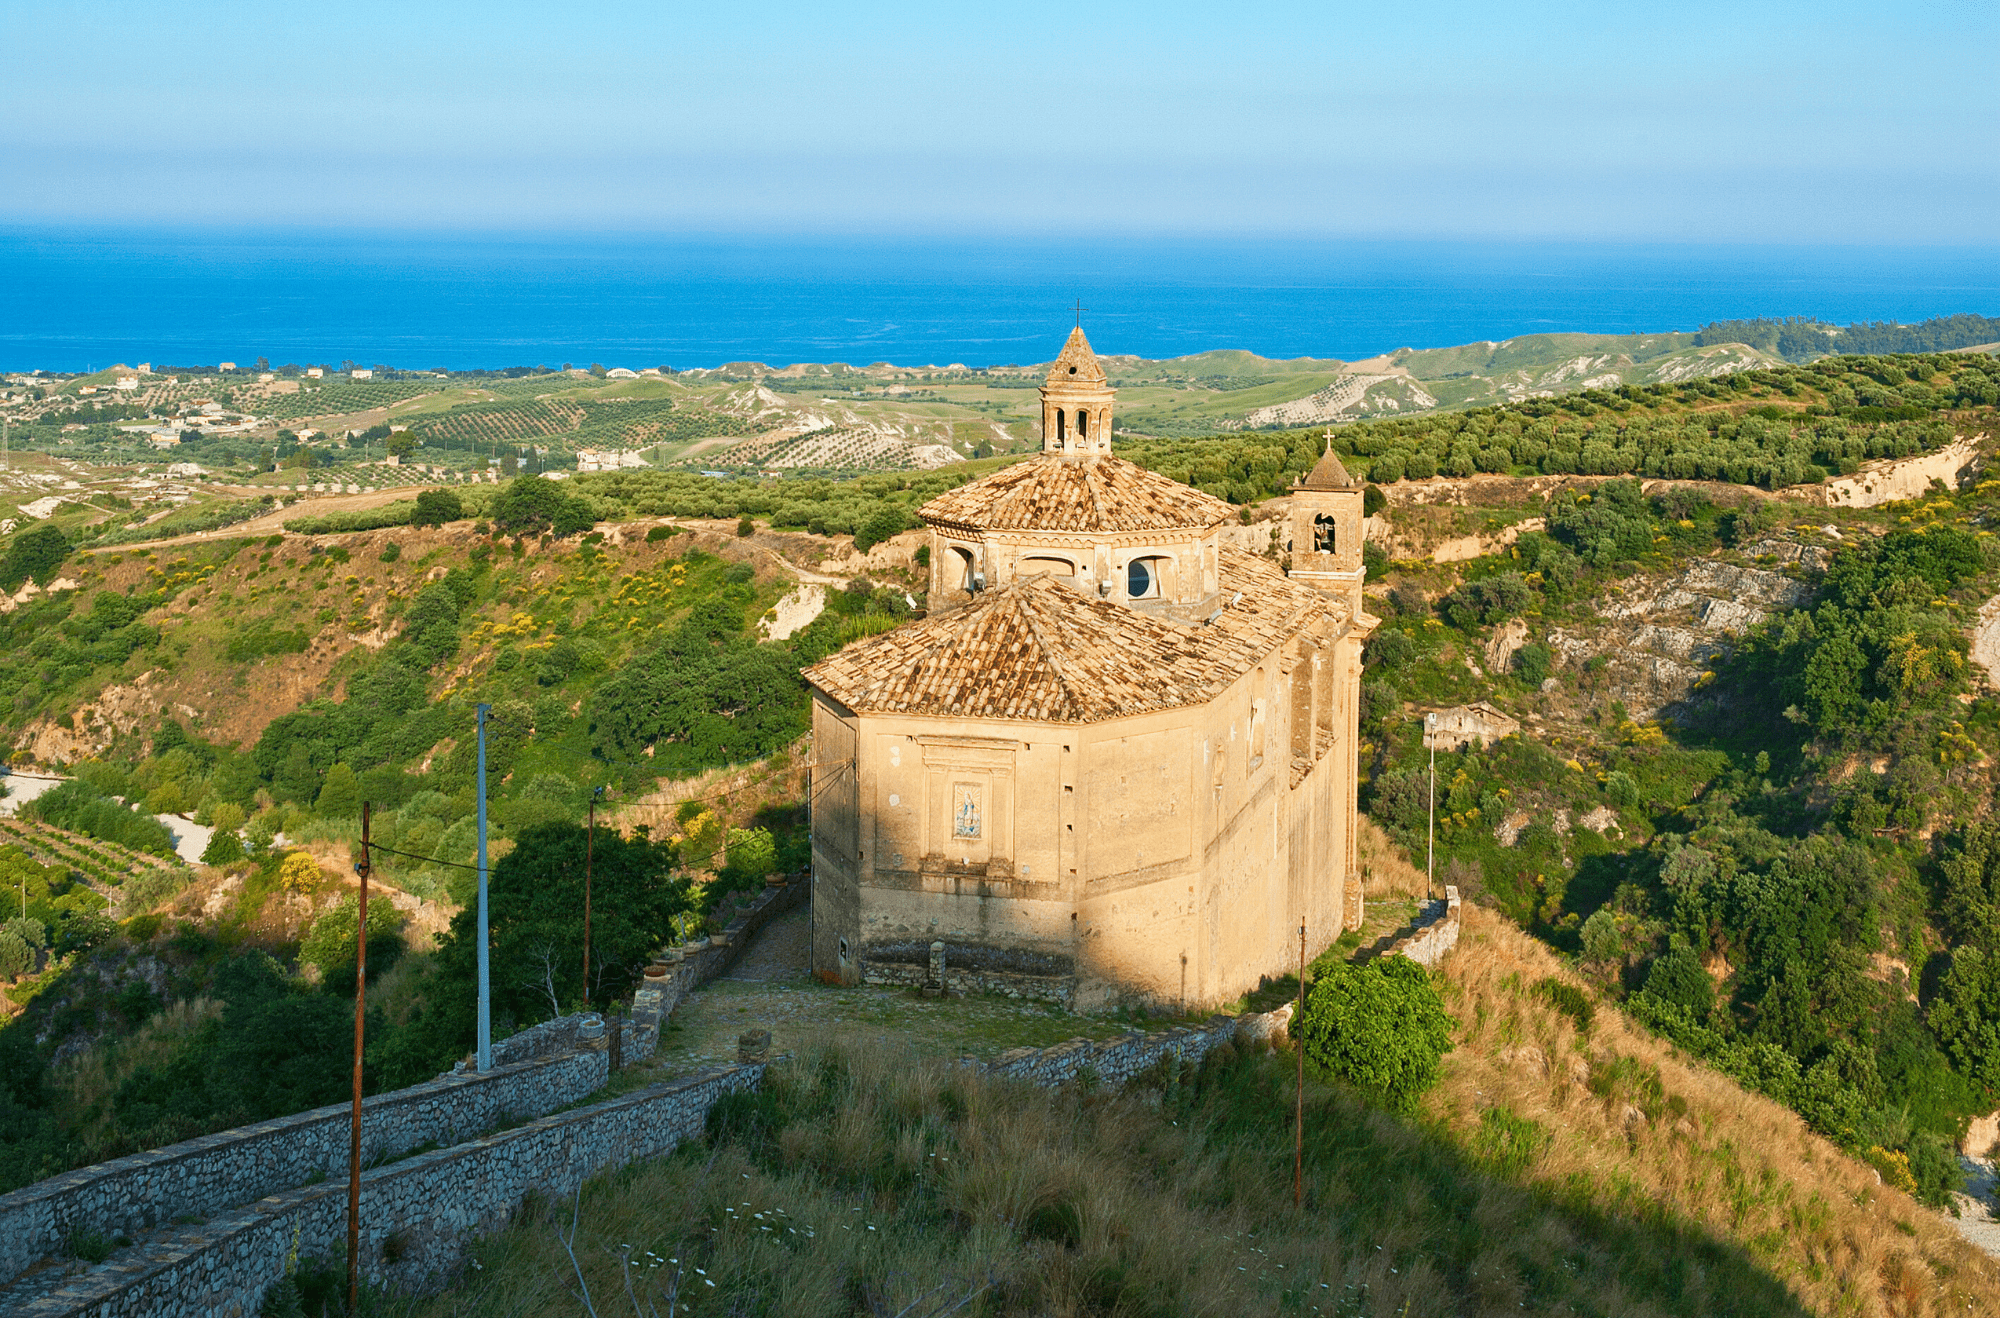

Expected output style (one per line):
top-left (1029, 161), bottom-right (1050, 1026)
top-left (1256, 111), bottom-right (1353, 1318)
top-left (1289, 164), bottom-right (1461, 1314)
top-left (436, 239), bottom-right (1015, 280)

top-left (803, 328), bottom-right (1376, 1010)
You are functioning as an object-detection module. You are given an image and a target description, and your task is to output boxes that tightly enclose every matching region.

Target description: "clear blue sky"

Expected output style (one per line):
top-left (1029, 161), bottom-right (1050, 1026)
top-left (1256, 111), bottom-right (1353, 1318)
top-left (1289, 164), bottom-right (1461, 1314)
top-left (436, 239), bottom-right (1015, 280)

top-left (2, 0), bottom-right (1993, 243)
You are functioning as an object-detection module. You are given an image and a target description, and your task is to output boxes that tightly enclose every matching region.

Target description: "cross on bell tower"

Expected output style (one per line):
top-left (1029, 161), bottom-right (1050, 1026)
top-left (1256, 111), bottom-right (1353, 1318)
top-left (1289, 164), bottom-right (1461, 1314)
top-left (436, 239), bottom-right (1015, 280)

top-left (1040, 324), bottom-right (1114, 458)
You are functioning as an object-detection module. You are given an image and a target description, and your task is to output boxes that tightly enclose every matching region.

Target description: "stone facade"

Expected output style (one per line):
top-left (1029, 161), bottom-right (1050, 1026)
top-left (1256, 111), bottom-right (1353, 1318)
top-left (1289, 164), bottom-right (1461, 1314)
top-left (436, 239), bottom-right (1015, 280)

top-left (806, 330), bottom-right (1377, 1012)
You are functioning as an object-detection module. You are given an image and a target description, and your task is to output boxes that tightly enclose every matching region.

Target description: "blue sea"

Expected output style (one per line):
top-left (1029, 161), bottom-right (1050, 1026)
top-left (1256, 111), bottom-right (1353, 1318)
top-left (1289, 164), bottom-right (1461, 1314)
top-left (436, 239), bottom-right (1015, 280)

top-left (1, 227), bottom-right (1996, 372)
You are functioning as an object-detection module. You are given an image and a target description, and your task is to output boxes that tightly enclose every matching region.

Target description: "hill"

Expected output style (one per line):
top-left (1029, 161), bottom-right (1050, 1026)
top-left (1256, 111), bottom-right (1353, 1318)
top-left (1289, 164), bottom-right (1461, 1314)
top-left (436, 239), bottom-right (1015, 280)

top-left (0, 346), bottom-right (1999, 1291)
top-left (6, 313), bottom-right (1997, 482)
top-left (394, 904), bottom-right (2000, 1318)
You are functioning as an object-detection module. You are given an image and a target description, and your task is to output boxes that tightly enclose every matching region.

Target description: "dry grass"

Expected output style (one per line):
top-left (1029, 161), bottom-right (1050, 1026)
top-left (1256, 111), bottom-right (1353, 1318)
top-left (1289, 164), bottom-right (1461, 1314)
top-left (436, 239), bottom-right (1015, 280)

top-left (393, 992), bottom-right (1996, 1318)
top-left (1430, 904), bottom-right (2000, 1317)
top-left (1358, 814), bottom-right (1429, 901)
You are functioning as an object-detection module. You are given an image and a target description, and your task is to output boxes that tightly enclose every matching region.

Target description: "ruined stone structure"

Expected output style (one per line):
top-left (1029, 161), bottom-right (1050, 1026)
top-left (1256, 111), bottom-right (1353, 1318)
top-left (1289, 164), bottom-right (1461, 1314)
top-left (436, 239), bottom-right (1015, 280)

top-left (804, 328), bottom-right (1377, 1010)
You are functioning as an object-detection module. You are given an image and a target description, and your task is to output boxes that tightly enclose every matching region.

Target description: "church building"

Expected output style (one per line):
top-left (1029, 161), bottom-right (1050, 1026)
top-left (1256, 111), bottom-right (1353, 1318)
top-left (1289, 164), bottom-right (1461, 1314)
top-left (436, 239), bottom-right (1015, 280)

top-left (803, 328), bottom-right (1376, 1010)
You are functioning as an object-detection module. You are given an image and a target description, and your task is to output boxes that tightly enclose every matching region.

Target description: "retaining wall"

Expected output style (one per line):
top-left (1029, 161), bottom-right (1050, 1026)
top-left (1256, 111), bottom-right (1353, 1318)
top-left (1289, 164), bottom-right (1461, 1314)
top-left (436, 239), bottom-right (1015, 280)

top-left (975, 1004), bottom-right (1295, 1090)
top-left (1385, 885), bottom-right (1462, 968)
top-left (17, 1065), bottom-right (761, 1318)
top-left (629, 875), bottom-right (807, 1041)
top-left (863, 960), bottom-right (1075, 1006)
top-left (0, 1046), bottom-right (607, 1289)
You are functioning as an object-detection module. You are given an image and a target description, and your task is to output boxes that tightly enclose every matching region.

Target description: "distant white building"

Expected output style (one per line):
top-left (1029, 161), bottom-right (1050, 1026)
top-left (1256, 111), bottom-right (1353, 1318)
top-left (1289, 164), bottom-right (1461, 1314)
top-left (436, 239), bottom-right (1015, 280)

top-left (306, 367), bottom-right (324, 379)
top-left (114, 377), bottom-right (138, 391)
top-left (219, 362), bottom-right (237, 371)
top-left (258, 372), bottom-right (275, 383)
top-left (605, 368), bottom-right (638, 379)
top-left (351, 369), bottom-right (374, 380)
top-left (575, 448), bottom-right (650, 472)
top-left (137, 363), bottom-right (153, 374)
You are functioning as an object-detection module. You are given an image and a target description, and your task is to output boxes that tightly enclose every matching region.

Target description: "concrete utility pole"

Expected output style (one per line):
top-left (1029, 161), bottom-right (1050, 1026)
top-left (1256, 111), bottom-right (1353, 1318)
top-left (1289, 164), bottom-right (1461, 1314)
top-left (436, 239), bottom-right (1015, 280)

top-left (476, 704), bottom-right (492, 1072)
top-left (348, 801), bottom-right (371, 1316)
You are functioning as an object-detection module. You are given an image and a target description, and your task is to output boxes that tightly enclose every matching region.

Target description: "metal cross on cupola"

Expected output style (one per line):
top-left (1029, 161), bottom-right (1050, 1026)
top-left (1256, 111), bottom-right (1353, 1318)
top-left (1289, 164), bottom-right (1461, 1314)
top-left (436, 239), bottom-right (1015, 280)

top-left (1072, 298), bottom-right (1088, 329)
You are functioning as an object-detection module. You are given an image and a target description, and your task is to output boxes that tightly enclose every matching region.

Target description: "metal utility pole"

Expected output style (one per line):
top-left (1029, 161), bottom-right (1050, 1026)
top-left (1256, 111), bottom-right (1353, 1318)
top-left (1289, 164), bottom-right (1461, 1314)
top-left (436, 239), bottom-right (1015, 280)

top-left (476, 704), bottom-right (492, 1072)
top-left (1294, 918), bottom-right (1306, 1209)
top-left (1426, 712), bottom-right (1437, 902)
top-left (348, 801), bottom-right (371, 1317)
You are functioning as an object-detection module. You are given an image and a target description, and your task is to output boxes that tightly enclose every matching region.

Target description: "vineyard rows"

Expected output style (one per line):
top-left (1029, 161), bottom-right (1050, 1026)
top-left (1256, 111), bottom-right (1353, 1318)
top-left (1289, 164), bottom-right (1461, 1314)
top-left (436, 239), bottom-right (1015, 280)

top-left (415, 397), bottom-right (750, 452)
top-left (0, 816), bottom-right (185, 892)
top-left (250, 380), bottom-right (442, 421)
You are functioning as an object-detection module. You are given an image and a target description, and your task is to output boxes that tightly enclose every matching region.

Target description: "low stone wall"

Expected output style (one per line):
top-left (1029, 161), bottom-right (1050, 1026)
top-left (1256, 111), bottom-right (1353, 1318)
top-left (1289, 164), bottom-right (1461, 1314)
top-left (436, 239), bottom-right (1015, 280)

top-left (0, 1046), bottom-right (608, 1290)
top-left (19, 1065), bottom-right (761, 1318)
top-left (976, 1011), bottom-right (1269, 1090)
top-left (863, 959), bottom-right (1075, 1007)
top-left (1385, 885), bottom-right (1461, 968)
top-left (629, 875), bottom-right (807, 1043)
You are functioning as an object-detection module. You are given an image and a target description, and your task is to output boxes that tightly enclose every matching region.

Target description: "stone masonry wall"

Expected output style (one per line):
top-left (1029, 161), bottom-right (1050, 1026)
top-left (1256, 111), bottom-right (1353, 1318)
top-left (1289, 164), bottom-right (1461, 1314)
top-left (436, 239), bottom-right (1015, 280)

top-left (0, 1047), bottom-right (607, 1290)
top-left (17, 1065), bottom-right (762, 1318)
top-left (1384, 886), bottom-right (1461, 968)
top-left (0, 876), bottom-right (808, 1299)
top-left (975, 1005), bottom-right (1295, 1090)
top-left (863, 959), bottom-right (1075, 1007)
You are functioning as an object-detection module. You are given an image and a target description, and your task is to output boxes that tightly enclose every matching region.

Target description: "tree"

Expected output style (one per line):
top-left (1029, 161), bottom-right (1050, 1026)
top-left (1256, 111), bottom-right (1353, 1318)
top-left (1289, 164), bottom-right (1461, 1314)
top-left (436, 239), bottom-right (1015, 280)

top-left (432, 822), bottom-right (692, 1024)
top-left (410, 488), bottom-right (463, 528)
top-left (1640, 945), bottom-right (1713, 1018)
top-left (1928, 945), bottom-right (2000, 1090)
top-left (724, 826), bottom-right (776, 880)
top-left (315, 762), bottom-right (360, 819)
top-left (491, 476), bottom-right (594, 538)
top-left (852, 505), bottom-right (907, 554)
top-left (735, 516), bottom-right (755, 538)
top-left (386, 431), bottom-right (417, 460)
top-left (0, 929), bottom-right (31, 980)
top-left (0, 525), bottom-right (70, 591)
top-left (1298, 956), bottom-right (1454, 1113)
top-left (200, 829), bottom-right (244, 866)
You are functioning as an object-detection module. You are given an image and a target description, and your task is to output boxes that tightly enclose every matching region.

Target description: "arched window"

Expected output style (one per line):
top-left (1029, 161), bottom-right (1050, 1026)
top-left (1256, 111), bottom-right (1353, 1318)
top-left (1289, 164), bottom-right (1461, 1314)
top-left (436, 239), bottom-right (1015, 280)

top-left (1020, 555), bottom-right (1075, 578)
top-left (1055, 410), bottom-right (1066, 442)
top-left (1313, 513), bottom-right (1338, 555)
top-left (1077, 409), bottom-right (1088, 438)
top-left (951, 545), bottom-right (976, 592)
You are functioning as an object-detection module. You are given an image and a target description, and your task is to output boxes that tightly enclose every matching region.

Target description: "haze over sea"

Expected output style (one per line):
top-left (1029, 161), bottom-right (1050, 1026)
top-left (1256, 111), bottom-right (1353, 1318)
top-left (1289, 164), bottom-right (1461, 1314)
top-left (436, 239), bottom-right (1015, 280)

top-left (3, 228), bottom-right (1997, 374)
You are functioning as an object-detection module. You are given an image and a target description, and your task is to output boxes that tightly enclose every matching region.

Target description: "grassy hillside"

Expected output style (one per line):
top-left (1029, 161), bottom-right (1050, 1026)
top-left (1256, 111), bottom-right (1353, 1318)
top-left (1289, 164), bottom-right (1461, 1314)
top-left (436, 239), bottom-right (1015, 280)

top-left (388, 906), bottom-right (2000, 1318)
top-left (10, 314), bottom-right (1995, 482)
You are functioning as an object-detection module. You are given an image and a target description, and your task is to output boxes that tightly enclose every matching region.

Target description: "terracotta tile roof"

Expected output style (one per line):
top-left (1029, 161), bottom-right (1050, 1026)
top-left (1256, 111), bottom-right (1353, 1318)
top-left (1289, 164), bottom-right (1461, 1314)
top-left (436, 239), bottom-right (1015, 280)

top-left (918, 454), bottom-right (1234, 534)
top-left (804, 549), bottom-right (1334, 724)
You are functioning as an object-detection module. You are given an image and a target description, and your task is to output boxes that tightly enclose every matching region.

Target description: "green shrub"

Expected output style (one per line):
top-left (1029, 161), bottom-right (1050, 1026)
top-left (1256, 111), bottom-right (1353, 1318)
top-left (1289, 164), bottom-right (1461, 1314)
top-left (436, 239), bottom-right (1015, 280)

top-left (0, 525), bottom-right (70, 590)
top-left (1532, 976), bottom-right (1594, 1033)
top-left (0, 928), bottom-right (31, 979)
top-left (1297, 955), bottom-right (1454, 1113)
top-left (645, 524), bottom-right (680, 542)
top-left (411, 488), bottom-right (464, 528)
top-left (201, 830), bottom-right (244, 866)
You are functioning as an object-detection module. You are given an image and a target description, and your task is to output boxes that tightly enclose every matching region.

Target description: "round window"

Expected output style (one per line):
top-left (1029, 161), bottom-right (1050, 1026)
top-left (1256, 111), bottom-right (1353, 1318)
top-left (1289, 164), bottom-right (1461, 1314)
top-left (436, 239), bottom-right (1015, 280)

top-left (1127, 559), bottom-right (1153, 597)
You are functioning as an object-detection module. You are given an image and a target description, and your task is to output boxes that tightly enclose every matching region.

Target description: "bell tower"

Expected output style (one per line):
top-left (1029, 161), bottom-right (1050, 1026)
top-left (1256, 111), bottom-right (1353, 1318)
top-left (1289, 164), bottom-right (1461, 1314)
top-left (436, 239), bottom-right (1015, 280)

top-left (1289, 432), bottom-right (1365, 616)
top-left (1041, 326), bottom-right (1114, 458)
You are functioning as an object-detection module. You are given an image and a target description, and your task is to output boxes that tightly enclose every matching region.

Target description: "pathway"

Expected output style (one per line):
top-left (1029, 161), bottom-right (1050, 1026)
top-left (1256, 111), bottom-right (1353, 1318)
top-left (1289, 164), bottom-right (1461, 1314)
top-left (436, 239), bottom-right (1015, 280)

top-left (631, 909), bottom-right (1147, 1075)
